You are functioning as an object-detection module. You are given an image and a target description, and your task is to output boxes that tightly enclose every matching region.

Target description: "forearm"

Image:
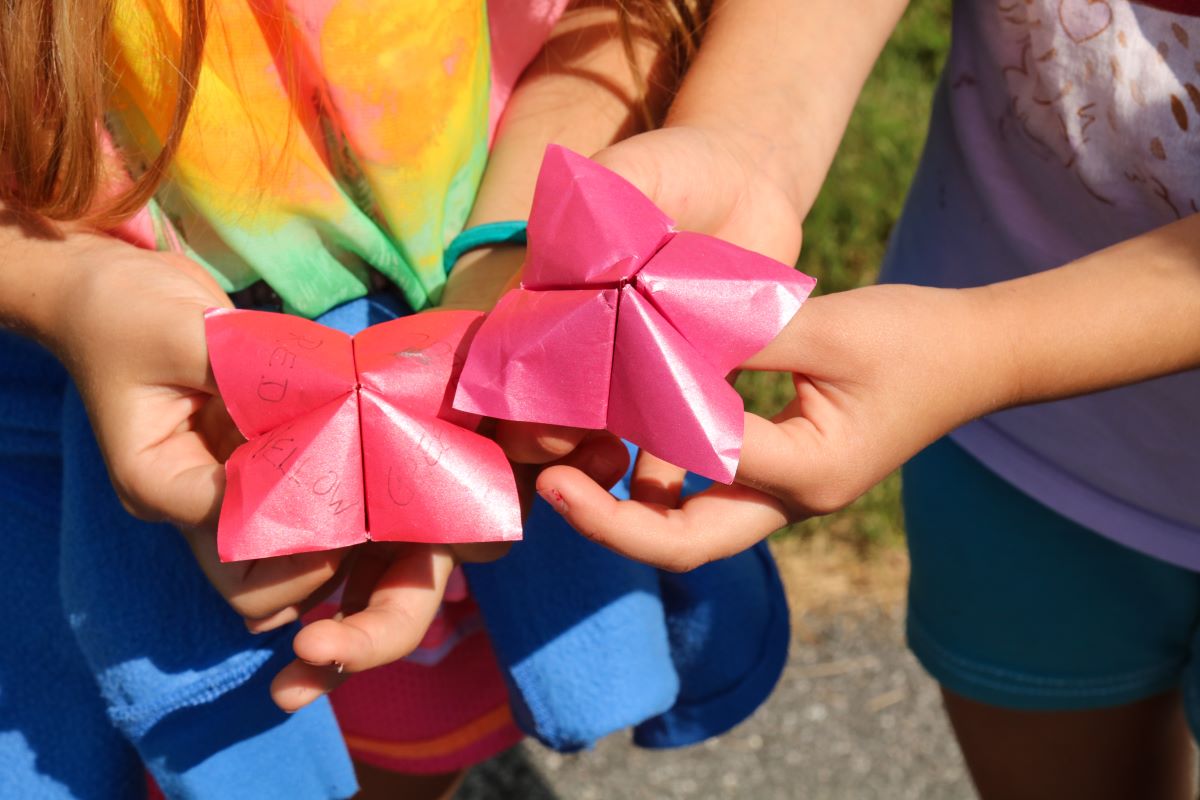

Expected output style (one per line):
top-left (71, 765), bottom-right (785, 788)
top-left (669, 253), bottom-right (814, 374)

top-left (442, 1), bottom-right (672, 310)
top-left (0, 213), bottom-right (83, 352)
top-left (666, 0), bottom-right (909, 219)
top-left (975, 214), bottom-right (1200, 409)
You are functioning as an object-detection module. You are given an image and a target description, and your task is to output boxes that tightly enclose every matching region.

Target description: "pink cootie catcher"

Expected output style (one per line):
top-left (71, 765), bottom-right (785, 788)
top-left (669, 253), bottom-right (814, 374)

top-left (454, 145), bottom-right (817, 483)
top-left (206, 309), bottom-right (522, 562)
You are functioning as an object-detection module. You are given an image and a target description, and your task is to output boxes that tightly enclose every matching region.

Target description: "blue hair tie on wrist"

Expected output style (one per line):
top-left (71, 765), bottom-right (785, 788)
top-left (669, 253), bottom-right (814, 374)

top-left (443, 220), bottom-right (528, 275)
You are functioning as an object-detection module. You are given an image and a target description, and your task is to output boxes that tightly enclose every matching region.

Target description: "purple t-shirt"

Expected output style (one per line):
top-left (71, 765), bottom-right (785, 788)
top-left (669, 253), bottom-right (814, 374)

top-left (881, 0), bottom-right (1200, 567)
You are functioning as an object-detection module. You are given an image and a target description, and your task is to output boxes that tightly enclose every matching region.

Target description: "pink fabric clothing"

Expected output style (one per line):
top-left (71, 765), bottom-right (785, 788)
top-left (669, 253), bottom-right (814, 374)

top-left (305, 570), bottom-right (523, 774)
top-left (487, 0), bottom-right (571, 139)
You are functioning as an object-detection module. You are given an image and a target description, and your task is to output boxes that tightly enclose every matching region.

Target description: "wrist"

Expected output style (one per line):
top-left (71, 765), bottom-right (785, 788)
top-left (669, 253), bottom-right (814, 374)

top-left (0, 222), bottom-right (94, 355)
top-left (439, 246), bottom-right (525, 312)
top-left (955, 284), bottom-right (1027, 418)
top-left (663, 118), bottom-right (817, 222)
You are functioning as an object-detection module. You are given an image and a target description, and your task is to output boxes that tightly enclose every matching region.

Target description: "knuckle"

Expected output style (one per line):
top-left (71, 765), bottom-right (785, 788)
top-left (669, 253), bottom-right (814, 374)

top-left (664, 552), bottom-right (704, 574)
top-left (111, 472), bottom-right (165, 523)
top-left (454, 541), bottom-right (512, 563)
top-left (234, 590), bottom-right (299, 622)
top-left (382, 610), bottom-right (427, 660)
top-left (798, 480), bottom-right (858, 517)
top-left (577, 525), bottom-right (609, 547)
top-left (534, 433), bottom-right (575, 459)
top-left (231, 596), bottom-right (270, 620)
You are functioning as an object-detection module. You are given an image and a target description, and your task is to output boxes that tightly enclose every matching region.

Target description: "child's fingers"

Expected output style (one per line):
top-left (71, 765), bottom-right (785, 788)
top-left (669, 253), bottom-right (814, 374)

top-left (220, 550), bottom-right (345, 620)
top-left (495, 420), bottom-right (589, 463)
top-left (156, 460), bottom-right (226, 529)
top-left (733, 412), bottom-right (818, 498)
top-left (536, 465), bottom-right (789, 572)
top-left (336, 543), bottom-right (396, 617)
top-left (244, 551), bottom-right (357, 634)
top-left (243, 606), bottom-right (302, 635)
top-left (629, 450), bottom-right (686, 507)
top-left (557, 432), bottom-right (630, 490)
top-left (184, 533), bottom-right (347, 621)
top-left (108, 387), bottom-right (239, 531)
top-left (195, 396), bottom-right (245, 463)
top-left (451, 541), bottom-right (514, 564)
top-left (112, 423), bottom-right (226, 528)
top-left (735, 411), bottom-right (859, 517)
top-left (511, 432), bottom-right (630, 520)
top-left (271, 658), bottom-right (347, 713)
top-left (536, 408), bottom-right (840, 570)
top-left (291, 544), bottom-right (456, 675)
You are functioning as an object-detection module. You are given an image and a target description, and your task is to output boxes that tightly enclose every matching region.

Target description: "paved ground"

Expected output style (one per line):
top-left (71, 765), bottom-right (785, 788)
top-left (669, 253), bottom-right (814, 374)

top-left (457, 542), bottom-right (973, 800)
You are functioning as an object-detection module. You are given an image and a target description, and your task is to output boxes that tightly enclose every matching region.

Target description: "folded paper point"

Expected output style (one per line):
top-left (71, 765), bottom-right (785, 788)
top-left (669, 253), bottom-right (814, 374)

top-left (523, 146), bottom-right (675, 289)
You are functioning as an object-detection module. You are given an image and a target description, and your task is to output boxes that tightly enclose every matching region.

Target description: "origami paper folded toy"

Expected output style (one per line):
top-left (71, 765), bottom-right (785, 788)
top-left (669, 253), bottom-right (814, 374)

top-left (206, 308), bottom-right (522, 562)
top-left (453, 145), bottom-right (817, 483)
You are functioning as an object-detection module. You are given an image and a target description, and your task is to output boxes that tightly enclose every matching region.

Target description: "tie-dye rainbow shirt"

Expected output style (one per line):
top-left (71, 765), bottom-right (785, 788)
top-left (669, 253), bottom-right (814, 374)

top-left (107, 0), bottom-right (499, 318)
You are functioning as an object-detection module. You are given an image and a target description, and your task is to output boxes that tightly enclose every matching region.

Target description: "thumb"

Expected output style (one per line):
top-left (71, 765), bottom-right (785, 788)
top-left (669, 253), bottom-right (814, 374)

top-left (114, 437), bottom-right (226, 529)
top-left (733, 408), bottom-right (854, 519)
top-left (739, 294), bottom-right (830, 374)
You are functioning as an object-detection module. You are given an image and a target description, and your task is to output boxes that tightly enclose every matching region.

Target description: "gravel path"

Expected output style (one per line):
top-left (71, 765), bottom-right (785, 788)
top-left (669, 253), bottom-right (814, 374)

top-left (458, 592), bottom-right (973, 799)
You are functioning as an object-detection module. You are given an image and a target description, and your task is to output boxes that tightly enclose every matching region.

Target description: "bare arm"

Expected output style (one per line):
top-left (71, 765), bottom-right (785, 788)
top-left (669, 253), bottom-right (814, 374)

top-left (441, 0), bottom-right (675, 311)
top-left (978, 214), bottom-right (1200, 405)
top-left (667, 0), bottom-right (909, 219)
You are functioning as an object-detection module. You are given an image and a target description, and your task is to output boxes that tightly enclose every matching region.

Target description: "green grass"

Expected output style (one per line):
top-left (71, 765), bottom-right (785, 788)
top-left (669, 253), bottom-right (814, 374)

top-left (735, 0), bottom-right (951, 550)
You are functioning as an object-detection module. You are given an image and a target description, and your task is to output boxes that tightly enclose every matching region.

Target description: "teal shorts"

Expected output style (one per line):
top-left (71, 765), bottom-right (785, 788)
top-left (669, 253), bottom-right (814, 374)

top-left (904, 437), bottom-right (1200, 734)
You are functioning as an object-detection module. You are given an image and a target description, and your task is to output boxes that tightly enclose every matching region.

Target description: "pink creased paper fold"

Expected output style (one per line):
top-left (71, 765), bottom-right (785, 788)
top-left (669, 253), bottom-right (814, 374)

top-left (206, 308), bottom-right (522, 562)
top-left (453, 145), bottom-right (817, 483)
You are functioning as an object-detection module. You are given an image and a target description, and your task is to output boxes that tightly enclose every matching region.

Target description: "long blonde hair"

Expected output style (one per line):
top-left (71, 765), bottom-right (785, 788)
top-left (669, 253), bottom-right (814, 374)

top-left (0, 0), bottom-right (703, 224)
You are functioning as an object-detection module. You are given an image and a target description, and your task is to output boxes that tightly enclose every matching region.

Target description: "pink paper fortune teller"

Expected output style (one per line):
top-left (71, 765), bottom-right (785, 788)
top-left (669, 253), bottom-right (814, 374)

top-left (205, 308), bottom-right (522, 562)
top-left (453, 145), bottom-right (817, 484)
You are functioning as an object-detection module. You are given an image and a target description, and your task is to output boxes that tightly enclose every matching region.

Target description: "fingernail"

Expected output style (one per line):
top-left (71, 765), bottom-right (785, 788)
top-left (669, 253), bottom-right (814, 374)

top-left (537, 487), bottom-right (568, 514)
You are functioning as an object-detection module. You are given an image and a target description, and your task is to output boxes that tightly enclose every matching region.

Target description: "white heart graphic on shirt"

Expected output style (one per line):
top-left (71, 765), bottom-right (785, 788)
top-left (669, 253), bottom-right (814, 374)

top-left (1059, 0), bottom-right (1114, 44)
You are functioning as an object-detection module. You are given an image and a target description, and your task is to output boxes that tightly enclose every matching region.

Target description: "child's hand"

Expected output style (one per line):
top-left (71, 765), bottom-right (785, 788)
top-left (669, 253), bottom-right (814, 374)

top-left (51, 234), bottom-right (346, 625)
top-left (530, 284), bottom-right (1010, 570)
top-left (268, 433), bottom-right (631, 711)
top-left (523, 199), bottom-right (1200, 570)
top-left (494, 124), bottom-right (806, 480)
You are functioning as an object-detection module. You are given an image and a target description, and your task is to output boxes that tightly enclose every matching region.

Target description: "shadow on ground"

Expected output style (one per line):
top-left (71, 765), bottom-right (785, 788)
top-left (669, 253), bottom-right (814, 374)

top-left (458, 746), bottom-right (562, 800)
